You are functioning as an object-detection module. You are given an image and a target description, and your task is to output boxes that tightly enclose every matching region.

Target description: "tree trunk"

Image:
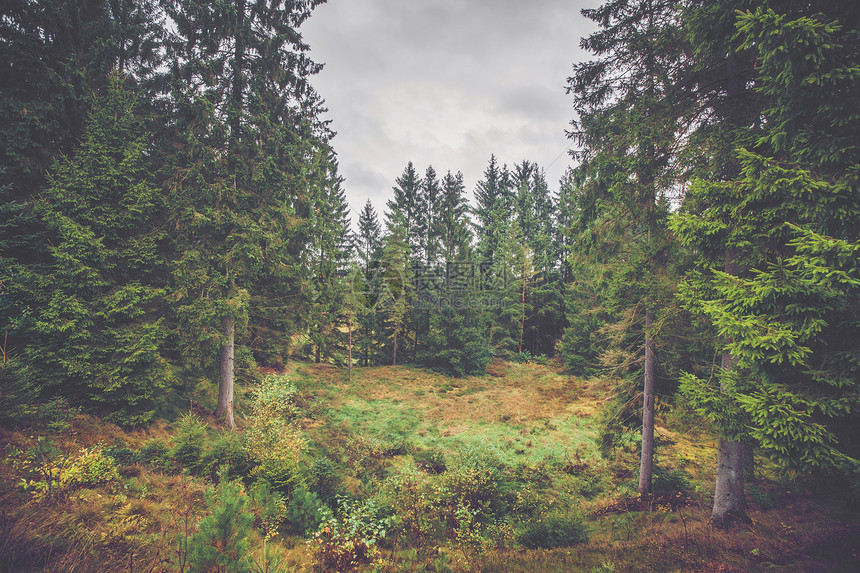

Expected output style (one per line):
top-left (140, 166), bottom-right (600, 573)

top-left (712, 249), bottom-right (748, 528)
top-left (638, 309), bottom-right (656, 494)
top-left (348, 309), bottom-right (353, 382)
top-left (214, 317), bottom-right (235, 430)
top-left (519, 263), bottom-right (527, 354)
top-left (392, 331), bottom-right (398, 366)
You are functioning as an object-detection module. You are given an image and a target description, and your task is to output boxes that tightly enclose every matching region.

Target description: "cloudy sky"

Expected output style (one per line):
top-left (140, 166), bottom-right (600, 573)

top-left (301, 0), bottom-right (598, 221)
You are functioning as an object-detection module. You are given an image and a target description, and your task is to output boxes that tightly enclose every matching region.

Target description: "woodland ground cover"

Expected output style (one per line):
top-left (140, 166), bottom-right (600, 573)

top-left (0, 360), bottom-right (857, 572)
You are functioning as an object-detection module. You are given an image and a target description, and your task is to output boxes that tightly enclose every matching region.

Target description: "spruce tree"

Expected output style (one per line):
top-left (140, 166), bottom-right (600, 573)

top-left (419, 172), bottom-right (490, 375)
top-left (14, 73), bottom-right (170, 425)
top-left (673, 2), bottom-right (860, 509)
top-left (567, 0), bottom-right (687, 494)
top-left (306, 149), bottom-right (352, 364)
top-left (162, 0), bottom-right (326, 427)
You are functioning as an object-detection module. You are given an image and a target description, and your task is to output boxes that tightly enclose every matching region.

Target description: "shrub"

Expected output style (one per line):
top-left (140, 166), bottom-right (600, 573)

top-left (441, 443), bottom-right (508, 521)
top-left (13, 440), bottom-right (119, 497)
top-left (312, 499), bottom-right (391, 571)
top-left (104, 446), bottom-right (141, 467)
top-left (204, 431), bottom-right (252, 481)
top-left (245, 375), bottom-right (306, 494)
top-left (651, 466), bottom-right (692, 494)
top-left (140, 440), bottom-right (173, 473)
top-left (516, 513), bottom-right (589, 548)
top-left (63, 444), bottom-right (120, 488)
top-left (286, 485), bottom-right (332, 536)
top-left (383, 467), bottom-right (448, 549)
top-left (309, 457), bottom-right (340, 502)
top-left (171, 413), bottom-right (208, 474)
top-left (749, 484), bottom-right (774, 510)
top-left (414, 449), bottom-right (447, 474)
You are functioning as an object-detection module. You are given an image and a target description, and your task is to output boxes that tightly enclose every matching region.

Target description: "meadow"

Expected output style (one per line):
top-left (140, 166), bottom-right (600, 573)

top-left (1, 359), bottom-right (857, 572)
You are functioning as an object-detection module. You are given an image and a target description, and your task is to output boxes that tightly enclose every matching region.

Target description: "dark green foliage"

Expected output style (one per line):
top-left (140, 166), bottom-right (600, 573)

top-left (516, 513), bottom-right (588, 549)
top-left (672, 2), bottom-right (860, 486)
top-left (286, 485), bottom-right (331, 535)
top-left (139, 440), bottom-right (174, 473)
top-left (309, 457), bottom-right (341, 502)
top-left (414, 449), bottom-right (447, 475)
top-left (13, 73), bottom-right (170, 425)
top-left (171, 413), bottom-right (208, 474)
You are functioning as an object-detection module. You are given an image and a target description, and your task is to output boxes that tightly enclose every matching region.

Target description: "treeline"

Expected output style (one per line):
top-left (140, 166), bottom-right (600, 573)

top-left (344, 158), bottom-right (570, 376)
top-left (0, 0), bottom-right (346, 428)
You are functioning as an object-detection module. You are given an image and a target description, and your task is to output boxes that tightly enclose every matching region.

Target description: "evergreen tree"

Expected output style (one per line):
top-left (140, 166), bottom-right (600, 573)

top-left (385, 162), bottom-right (423, 259)
top-left (419, 172), bottom-right (490, 375)
top-left (567, 0), bottom-right (688, 494)
top-left (13, 73), bottom-right (170, 425)
top-left (667, 0), bottom-right (765, 527)
top-left (418, 166), bottom-right (442, 267)
top-left (673, 1), bottom-right (860, 508)
top-left (0, 0), bottom-right (164, 393)
top-left (187, 476), bottom-right (255, 573)
top-left (162, 0), bottom-right (325, 427)
top-left (356, 200), bottom-right (383, 272)
top-left (306, 149), bottom-right (352, 363)
top-left (378, 213), bottom-right (414, 366)
top-left (354, 200), bottom-right (383, 366)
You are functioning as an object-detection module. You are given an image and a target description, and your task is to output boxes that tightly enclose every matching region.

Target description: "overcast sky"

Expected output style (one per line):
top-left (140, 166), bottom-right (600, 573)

top-left (302, 0), bottom-right (598, 222)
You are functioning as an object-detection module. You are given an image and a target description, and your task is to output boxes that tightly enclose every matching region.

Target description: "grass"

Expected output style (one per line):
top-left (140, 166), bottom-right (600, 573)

top-left (0, 359), bottom-right (858, 572)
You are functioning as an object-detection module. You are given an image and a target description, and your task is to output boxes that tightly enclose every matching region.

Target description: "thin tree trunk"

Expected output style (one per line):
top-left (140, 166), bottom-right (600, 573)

top-left (638, 309), bottom-right (656, 494)
top-left (348, 309), bottom-right (353, 382)
top-left (392, 331), bottom-right (398, 366)
top-left (711, 248), bottom-right (748, 528)
top-left (519, 262), bottom-right (527, 354)
top-left (214, 317), bottom-right (235, 430)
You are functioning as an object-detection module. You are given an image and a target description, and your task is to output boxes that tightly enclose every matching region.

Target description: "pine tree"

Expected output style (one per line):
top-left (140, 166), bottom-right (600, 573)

top-left (419, 172), bottom-right (490, 375)
top-left (357, 200), bottom-right (383, 272)
top-left (378, 213), bottom-right (414, 366)
top-left (187, 475), bottom-right (255, 573)
top-left (306, 149), bottom-right (352, 364)
top-left (354, 200), bottom-right (383, 366)
top-left (0, 0), bottom-right (164, 394)
top-left (385, 162), bottom-right (423, 259)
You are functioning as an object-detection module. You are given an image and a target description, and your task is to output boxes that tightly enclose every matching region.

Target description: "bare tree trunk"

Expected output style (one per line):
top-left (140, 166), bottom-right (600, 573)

top-left (638, 309), bottom-right (656, 494)
top-left (392, 331), bottom-right (398, 366)
top-left (214, 318), bottom-right (235, 430)
top-left (348, 309), bottom-right (353, 383)
top-left (712, 249), bottom-right (748, 528)
top-left (519, 263), bottom-right (527, 354)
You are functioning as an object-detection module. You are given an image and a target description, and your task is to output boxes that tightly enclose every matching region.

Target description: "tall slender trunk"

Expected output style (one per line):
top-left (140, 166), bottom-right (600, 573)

top-left (392, 331), bottom-right (398, 366)
top-left (214, 318), bottom-right (235, 429)
top-left (711, 248), bottom-right (748, 527)
top-left (519, 259), bottom-right (527, 354)
top-left (348, 307), bottom-right (353, 382)
top-left (638, 309), bottom-right (656, 494)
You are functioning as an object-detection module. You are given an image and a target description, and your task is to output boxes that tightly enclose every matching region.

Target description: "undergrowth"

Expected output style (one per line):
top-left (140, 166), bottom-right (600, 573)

top-left (0, 361), bottom-right (856, 572)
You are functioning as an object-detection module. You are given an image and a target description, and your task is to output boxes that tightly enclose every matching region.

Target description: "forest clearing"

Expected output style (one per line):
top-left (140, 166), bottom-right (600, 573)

top-left (1, 360), bottom-right (857, 572)
top-left (2, 0), bottom-right (859, 570)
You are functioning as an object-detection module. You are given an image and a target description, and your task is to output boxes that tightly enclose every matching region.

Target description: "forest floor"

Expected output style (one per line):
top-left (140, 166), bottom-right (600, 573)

top-left (1, 359), bottom-right (858, 572)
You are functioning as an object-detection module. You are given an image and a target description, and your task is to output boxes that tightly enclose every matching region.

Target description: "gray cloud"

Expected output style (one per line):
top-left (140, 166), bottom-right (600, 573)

top-left (302, 0), bottom-right (598, 219)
